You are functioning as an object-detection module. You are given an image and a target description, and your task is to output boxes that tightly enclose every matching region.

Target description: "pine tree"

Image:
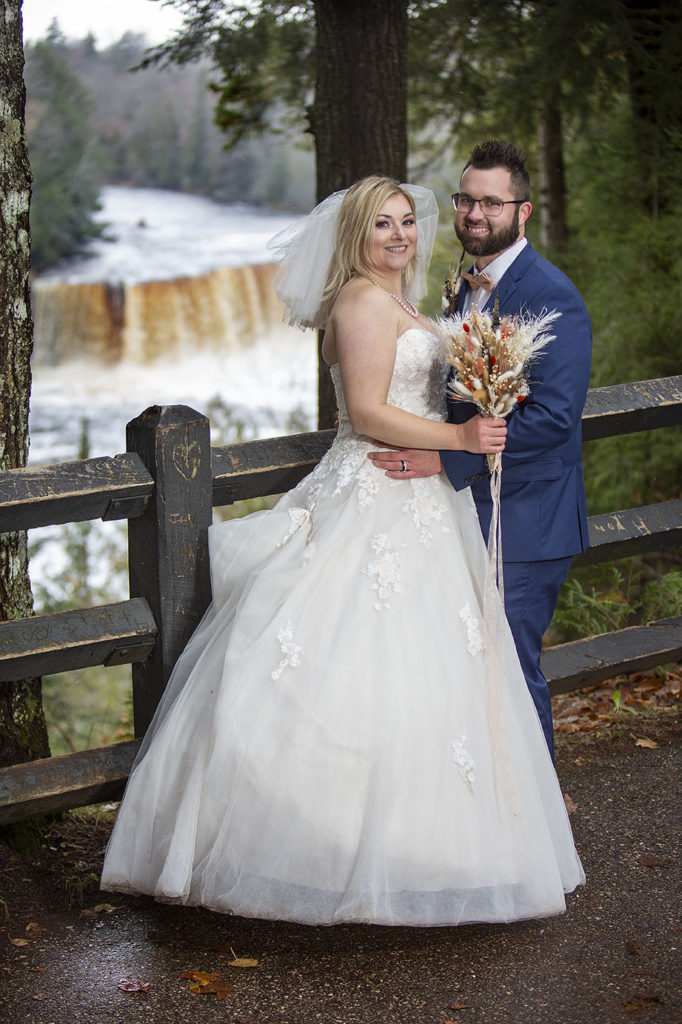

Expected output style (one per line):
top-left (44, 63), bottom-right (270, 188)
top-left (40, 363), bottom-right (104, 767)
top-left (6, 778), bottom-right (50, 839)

top-left (24, 24), bottom-right (103, 270)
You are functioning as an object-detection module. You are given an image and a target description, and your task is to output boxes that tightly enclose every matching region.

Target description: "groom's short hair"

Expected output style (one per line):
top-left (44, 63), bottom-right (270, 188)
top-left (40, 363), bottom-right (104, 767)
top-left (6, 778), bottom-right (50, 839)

top-left (463, 140), bottom-right (531, 202)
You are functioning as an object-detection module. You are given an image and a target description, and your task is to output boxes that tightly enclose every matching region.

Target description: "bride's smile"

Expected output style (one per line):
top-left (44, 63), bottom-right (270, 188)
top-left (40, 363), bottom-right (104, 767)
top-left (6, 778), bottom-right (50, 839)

top-left (370, 193), bottom-right (417, 278)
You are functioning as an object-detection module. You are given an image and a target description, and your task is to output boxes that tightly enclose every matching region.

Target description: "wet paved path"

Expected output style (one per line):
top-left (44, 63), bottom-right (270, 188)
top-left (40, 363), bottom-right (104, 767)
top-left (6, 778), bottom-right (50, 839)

top-left (2, 740), bottom-right (680, 1024)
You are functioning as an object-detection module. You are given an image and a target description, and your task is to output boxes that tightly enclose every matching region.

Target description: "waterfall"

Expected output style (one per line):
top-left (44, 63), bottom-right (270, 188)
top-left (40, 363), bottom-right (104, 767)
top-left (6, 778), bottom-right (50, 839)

top-left (28, 188), bottom-right (316, 469)
top-left (31, 263), bottom-right (285, 366)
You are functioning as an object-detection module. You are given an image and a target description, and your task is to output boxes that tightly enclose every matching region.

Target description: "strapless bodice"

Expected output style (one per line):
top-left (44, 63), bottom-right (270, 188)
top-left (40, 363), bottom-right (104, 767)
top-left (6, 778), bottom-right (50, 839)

top-left (330, 328), bottom-right (447, 441)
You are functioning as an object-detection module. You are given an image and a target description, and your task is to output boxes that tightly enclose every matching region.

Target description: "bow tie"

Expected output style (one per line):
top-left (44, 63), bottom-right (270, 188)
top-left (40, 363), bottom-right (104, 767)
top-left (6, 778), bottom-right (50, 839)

top-left (462, 270), bottom-right (494, 291)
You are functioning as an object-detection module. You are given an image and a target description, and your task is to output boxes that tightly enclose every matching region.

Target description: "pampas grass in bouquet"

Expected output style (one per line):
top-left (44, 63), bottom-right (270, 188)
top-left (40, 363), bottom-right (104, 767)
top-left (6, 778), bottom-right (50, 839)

top-left (437, 296), bottom-right (560, 469)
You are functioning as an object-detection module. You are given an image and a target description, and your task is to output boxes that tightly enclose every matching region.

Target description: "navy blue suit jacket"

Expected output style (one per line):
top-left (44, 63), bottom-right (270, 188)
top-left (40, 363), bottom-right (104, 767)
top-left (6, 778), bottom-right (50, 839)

top-left (440, 243), bottom-right (592, 562)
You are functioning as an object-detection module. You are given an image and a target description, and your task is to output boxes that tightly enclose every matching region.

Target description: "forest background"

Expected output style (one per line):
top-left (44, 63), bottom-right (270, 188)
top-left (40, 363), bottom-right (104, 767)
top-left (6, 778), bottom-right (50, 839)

top-left (5, 0), bottom-right (682, 767)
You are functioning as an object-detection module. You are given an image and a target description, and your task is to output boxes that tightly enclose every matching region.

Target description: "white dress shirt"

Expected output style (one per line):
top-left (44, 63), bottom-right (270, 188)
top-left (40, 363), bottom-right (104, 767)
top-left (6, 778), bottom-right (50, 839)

top-left (462, 237), bottom-right (528, 316)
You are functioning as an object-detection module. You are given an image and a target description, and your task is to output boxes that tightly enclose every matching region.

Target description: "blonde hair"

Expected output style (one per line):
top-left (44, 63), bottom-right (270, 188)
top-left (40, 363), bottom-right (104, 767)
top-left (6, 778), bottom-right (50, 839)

top-left (316, 176), bottom-right (418, 327)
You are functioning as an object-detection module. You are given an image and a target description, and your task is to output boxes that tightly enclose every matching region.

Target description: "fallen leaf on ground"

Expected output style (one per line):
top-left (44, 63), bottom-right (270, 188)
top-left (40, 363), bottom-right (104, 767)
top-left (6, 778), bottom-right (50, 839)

top-left (639, 855), bottom-right (674, 868)
top-left (80, 902), bottom-right (122, 921)
top-left (184, 970), bottom-right (233, 999)
top-left (449, 1004), bottom-right (467, 1011)
top-left (183, 971), bottom-right (219, 983)
top-left (564, 793), bottom-right (578, 814)
top-left (197, 979), bottom-right (233, 999)
top-left (10, 938), bottom-right (29, 946)
top-left (25, 922), bottom-right (47, 937)
top-left (227, 946), bottom-right (259, 968)
top-left (625, 939), bottom-right (641, 955)
top-left (634, 737), bottom-right (658, 748)
top-left (117, 977), bottom-right (150, 992)
top-left (552, 668), bottom-right (680, 737)
top-left (622, 990), bottom-right (661, 1013)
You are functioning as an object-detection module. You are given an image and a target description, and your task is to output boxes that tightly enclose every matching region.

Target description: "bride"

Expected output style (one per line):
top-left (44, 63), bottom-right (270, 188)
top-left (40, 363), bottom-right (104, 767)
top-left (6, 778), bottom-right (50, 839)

top-left (101, 176), bottom-right (584, 926)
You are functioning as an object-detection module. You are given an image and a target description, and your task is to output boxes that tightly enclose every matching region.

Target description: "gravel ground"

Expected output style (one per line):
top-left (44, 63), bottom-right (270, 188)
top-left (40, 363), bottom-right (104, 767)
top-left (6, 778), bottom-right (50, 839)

top-left (1, 715), bottom-right (680, 1024)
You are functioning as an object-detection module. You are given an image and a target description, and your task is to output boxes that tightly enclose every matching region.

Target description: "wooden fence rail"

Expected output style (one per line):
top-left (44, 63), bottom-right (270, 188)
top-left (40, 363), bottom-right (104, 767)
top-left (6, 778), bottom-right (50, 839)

top-left (0, 374), bottom-right (680, 825)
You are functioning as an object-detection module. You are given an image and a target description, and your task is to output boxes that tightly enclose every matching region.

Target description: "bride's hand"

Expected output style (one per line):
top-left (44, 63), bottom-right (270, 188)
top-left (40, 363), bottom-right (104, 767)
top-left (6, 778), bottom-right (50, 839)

top-left (458, 415), bottom-right (507, 454)
top-left (367, 446), bottom-right (442, 478)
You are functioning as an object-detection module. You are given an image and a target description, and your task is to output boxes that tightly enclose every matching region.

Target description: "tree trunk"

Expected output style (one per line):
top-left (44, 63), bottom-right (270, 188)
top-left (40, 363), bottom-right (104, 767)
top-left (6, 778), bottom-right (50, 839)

top-left (311, 0), bottom-right (408, 427)
top-left (0, 0), bottom-right (51, 773)
top-left (537, 94), bottom-right (568, 252)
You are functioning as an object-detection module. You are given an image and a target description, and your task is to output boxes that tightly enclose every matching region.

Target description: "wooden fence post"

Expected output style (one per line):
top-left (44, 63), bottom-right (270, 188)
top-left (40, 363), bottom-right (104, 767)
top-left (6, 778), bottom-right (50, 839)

top-left (126, 405), bottom-right (212, 736)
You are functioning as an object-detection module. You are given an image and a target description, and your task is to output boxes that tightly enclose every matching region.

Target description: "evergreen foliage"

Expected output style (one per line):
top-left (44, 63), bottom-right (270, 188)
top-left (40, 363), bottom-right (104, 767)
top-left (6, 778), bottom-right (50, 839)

top-left (29, 420), bottom-right (132, 756)
top-left (140, 1), bottom-right (314, 146)
top-left (24, 26), bottom-right (104, 271)
top-left (406, 0), bottom-right (682, 517)
top-left (24, 27), bottom-right (315, 210)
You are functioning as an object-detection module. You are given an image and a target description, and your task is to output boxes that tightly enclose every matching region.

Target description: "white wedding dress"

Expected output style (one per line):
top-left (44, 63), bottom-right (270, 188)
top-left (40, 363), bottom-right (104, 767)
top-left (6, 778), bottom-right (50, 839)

top-left (101, 327), bottom-right (584, 926)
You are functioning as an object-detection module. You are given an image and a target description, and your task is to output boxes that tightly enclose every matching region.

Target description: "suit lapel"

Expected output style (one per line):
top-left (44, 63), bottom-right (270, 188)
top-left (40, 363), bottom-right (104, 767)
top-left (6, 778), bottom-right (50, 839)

top-left (491, 243), bottom-right (537, 312)
top-left (457, 244), bottom-right (538, 315)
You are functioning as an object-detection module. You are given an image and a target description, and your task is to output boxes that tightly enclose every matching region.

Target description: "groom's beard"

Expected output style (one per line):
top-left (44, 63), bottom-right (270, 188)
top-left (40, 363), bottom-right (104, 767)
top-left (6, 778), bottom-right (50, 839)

top-left (455, 207), bottom-right (521, 258)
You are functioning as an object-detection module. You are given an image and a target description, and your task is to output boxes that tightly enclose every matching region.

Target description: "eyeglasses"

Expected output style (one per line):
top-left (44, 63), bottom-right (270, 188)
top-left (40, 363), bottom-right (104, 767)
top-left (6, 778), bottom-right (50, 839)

top-left (451, 193), bottom-right (526, 217)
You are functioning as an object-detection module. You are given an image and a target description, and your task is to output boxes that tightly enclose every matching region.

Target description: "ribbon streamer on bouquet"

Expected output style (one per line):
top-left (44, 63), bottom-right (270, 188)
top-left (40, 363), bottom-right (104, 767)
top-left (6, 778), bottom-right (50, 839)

top-left (482, 452), bottom-right (520, 815)
top-left (483, 451), bottom-right (504, 740)
top-left (486, 451), bottom-right (504, 609)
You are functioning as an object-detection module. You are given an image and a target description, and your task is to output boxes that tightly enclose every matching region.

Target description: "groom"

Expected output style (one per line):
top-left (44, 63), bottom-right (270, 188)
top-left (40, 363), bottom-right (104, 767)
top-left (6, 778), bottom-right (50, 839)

top-left (369, 140), bottom-right (592, 758)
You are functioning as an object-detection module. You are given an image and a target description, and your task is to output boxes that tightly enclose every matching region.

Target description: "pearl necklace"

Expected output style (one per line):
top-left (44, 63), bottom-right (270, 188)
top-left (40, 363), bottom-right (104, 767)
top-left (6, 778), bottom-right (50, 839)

top-left (367, 273), bottom-right (419, 318)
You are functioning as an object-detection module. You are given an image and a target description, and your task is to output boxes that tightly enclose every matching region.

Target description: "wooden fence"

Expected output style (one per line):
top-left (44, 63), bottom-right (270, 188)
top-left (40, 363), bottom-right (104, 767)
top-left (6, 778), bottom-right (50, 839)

top-left (0, 376), bottom-right (681, 824)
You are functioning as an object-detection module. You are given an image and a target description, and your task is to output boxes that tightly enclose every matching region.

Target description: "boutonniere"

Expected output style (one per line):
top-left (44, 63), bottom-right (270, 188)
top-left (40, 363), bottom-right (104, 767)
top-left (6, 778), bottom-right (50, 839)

top-left (442, 250), bottom-right (466, 316)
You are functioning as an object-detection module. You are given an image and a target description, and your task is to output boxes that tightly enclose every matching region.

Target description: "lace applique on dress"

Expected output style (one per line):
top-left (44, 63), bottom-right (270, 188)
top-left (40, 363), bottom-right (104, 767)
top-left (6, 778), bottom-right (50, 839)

top-left (464, 487), bottom-right (479, 516)
top-left (272, 621), bottom-right (303, 680)
top-left (356, 462), bottom-right (380, 510)
top-left (364, 534), bottom-right (402, 611)
top-left (302, 541), bottom-right (317, 562)
top-left (452, 735), bottom-right (475, 789)
top-left (332, 442), bottom-right (370, 496)
top-left (459, 601), bottom-right (484, 656)
top-left (402, 478), bottom-right (451, 547)
top-left (277, 507), bottom-right (312, 548)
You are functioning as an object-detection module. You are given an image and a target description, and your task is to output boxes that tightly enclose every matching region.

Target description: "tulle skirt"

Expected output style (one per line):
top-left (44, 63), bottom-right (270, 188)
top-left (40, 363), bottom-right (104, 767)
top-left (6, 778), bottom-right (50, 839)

top-left (101, 456), bottom-right (584, 926)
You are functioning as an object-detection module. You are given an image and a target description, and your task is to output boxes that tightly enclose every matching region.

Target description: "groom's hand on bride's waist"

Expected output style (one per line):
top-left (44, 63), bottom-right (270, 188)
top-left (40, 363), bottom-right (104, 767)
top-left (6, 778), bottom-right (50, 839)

top-left (367, 447), bottom-right (442, 479)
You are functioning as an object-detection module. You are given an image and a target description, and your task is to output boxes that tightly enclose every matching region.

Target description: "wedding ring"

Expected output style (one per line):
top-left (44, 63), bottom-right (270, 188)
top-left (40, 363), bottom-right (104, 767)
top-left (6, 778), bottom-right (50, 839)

top-left (400, 460), bottom-right (407, 473)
